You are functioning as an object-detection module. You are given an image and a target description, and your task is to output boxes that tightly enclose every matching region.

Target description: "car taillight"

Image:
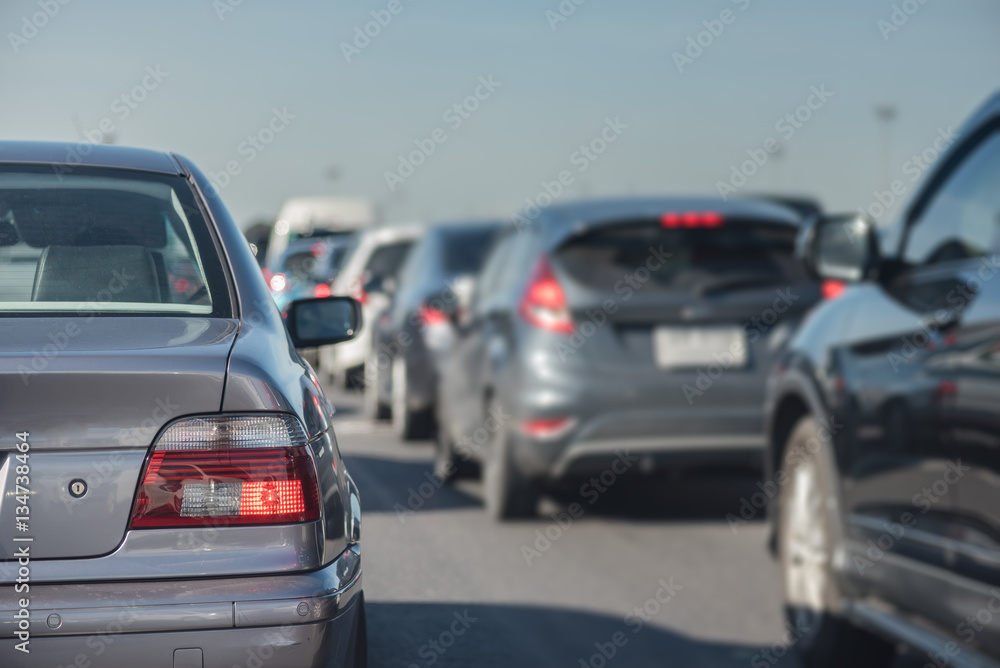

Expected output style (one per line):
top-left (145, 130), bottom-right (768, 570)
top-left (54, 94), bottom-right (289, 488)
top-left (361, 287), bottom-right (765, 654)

top-left (821, 280), bottom-right (846, 300)
top-left (419, 304), bottom-right (448, 326)
top-left (661, 212), bottom-right (724, 228)
top-left (520, 416), bottom-right (577, 440)
top-left (314, 283), bottom-right (332, 298)
top-left (519, 256), bottom-right (573, 334)
top-left (129, 414), bottom-right (320, 529)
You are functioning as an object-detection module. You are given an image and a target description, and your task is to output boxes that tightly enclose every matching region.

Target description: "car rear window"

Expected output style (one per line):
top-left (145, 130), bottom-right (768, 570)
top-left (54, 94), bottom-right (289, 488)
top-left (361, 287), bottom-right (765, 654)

top-left (364, 241), bottom-right (414, 278)
top-left (441, 227), bottom-right (498, 275)
top-left (0, 167), bottom-right (229, 315)
top-left (555, 218), bottom-right (804, 294)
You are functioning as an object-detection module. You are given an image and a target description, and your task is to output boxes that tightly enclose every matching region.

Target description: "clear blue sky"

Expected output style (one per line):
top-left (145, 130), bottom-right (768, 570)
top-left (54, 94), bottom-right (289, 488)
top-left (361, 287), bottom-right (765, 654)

top-left (1, 0), bottom-right (998, 228)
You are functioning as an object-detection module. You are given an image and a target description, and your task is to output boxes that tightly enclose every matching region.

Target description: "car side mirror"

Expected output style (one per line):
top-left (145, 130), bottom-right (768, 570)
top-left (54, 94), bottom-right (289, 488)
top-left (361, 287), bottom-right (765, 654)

top-left (802, 214), bottom-right (881, 283)
top-left (285, 296), bottom-right (362, 348)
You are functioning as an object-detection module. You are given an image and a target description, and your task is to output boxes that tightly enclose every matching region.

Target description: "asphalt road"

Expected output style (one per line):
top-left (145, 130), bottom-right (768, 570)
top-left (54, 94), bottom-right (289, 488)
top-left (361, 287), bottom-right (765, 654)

top-left (326, 385), bottom-right (923, 668)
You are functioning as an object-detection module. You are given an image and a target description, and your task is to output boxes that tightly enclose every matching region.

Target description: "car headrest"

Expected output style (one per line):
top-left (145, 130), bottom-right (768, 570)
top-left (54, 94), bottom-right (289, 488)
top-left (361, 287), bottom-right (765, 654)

top-left (8, 190), bottom-right (168, 248)
top-left (32, 245), bottom-right (162, 304)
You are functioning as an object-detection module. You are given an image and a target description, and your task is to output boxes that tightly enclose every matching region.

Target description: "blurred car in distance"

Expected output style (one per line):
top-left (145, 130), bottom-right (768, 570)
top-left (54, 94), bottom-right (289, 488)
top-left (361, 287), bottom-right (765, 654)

top-left (0, 141), bottom-right (367, 668)
top-left (436, 198), bottom-right (827, 520)
top-left (269, 236), bottom-right (355, 313)
top-left (765, 91), bottom-right (1000, 666)
top-left (263, 196), bottom-right (375, 274)
top-left (321, 223), bottom-right (424, 388)
top-left (367, 221), bottom-right (501, 439)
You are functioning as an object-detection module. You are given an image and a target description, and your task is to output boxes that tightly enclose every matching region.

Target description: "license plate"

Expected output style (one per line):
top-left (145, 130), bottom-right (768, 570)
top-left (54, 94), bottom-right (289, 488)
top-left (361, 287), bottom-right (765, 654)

top-left (653, 326), bottom-right (747, 369)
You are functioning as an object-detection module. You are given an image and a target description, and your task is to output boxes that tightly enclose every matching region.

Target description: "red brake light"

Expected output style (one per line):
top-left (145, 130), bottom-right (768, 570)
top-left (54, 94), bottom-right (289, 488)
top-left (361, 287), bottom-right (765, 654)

top-left (520, 416), bottom-right (577, 440)
top-left (419, 304), bottom-right (448, 326)
top-left (660, 212), bottom-right (724, 228)
top-left (314, 283), bottom-right (332, 298)
top-left (519, 256), bottom-right (574, 334)
top-left (129, 415), bottom-right (320, 529)
top-left (822, 280), bottom-right (847, 300)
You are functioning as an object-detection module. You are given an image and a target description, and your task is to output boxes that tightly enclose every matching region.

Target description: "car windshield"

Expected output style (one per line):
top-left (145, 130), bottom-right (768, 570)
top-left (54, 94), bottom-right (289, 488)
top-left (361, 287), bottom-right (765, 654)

top-left (441, 227), bottom-right (498, 275)
top-left (555, 218), bottom-right (804, 294)
top-left (0, 167), bottom-right (224, 315)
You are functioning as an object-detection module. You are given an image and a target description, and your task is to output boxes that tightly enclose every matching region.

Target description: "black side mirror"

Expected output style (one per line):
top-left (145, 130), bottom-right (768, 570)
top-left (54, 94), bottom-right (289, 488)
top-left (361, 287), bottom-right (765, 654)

top-left (286, 296), bottom-right (362, 348)
top-left (802, 214), bottom-right (881, 283)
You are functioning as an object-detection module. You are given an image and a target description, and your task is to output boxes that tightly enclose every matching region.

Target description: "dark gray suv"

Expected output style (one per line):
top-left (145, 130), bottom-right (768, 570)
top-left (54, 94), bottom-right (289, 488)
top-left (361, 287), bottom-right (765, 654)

top-left (437, 198), bottom-right (824, 519)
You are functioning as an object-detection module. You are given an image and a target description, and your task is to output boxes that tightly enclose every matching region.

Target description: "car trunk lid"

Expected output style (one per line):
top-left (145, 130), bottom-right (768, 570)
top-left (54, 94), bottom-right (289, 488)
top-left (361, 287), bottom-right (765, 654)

top-left (0, 317), bottom-right (238, 560)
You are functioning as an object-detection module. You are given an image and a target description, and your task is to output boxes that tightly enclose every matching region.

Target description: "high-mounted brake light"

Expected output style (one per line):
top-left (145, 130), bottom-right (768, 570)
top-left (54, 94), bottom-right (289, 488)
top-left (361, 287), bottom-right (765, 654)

top-left (129, 414), bottom-right (320, 529)
top-left (314, 283), bottom-right (332, 298)
top-left (661, 212), bottom-right (724, 228)
top-left (519, 256), bottom-right (574, 335)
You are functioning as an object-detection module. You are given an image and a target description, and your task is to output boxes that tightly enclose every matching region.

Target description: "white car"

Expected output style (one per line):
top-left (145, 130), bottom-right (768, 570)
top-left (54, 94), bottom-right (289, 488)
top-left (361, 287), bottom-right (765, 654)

top-left (319, 223), bottom-right (424, 387)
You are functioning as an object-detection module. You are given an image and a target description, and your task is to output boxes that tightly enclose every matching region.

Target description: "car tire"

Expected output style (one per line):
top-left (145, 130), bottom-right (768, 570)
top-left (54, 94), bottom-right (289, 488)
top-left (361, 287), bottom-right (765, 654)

top-left (363, 358), bottom-right (390, 421)
top-left (778, 417), bottom-right (897, 668)
top-left (434, 426), bottom-right (478, 483)
top-left (391, 356), bottom-right (433, 441)
top-left (483, 399), bottom-right (539, 520)
top-left (346, 593), bottom-right (368, 668)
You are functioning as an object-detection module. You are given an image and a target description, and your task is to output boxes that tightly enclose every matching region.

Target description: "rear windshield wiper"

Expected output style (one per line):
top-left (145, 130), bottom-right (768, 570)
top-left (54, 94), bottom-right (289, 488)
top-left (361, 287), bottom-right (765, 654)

top-left (695, 275), bottom-right (785, 296)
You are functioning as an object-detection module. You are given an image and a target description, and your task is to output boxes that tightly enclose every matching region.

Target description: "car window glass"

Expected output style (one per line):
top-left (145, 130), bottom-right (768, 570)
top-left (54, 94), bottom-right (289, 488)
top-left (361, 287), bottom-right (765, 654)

top-left (364, 241), bottom-right (414, 278)
top-left (904, 131), bottom-right (1000, 266)
top-left (472, 232), bottom-right (514, 313)
top-left (0, 169), bottom-right (219, 314)
top-left (496, 228), bottom-right (534, 294)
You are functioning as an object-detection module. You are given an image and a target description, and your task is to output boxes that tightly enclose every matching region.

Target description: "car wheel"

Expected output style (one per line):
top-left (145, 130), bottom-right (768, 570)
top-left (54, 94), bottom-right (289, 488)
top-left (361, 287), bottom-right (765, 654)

top-left (346, 593), bottom-right (368, 668)
top-left (778, 417), bottom-right (896, 668)
top-left (391, 356), bottom-right (433, 441)
top-left (434, 426), bottom-right (478, 483)
top-left (363, 358), bottom-right (390, 421)
top-left (483, 399), bottom-right (539, 520)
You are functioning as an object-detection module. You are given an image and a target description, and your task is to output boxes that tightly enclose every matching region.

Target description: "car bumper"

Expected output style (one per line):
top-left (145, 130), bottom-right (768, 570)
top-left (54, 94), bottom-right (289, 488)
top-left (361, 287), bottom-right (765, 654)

top-left (0, 544), bottom-right (363, 668)
top-left (507, 367), bottom-right (766, 479)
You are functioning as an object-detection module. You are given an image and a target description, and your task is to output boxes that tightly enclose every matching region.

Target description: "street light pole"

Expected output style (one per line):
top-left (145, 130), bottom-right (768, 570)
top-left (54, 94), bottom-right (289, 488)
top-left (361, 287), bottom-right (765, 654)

top-left (875, 105), bottom-right (898, 191)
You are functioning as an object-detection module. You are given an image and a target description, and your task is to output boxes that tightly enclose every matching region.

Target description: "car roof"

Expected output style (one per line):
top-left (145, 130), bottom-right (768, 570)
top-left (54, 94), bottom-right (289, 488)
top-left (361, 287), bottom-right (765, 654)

top-left (0, 140), bottom-right (182, 175)
top-left (523, 196), bottom-right (803, 246)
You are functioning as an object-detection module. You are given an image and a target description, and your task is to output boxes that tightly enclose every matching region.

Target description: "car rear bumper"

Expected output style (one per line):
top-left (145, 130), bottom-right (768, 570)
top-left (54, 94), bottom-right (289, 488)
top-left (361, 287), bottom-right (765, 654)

top-left (0, 544), bottom-right (363, 667)
top-left (507, 368), bottom-right (766, 479)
